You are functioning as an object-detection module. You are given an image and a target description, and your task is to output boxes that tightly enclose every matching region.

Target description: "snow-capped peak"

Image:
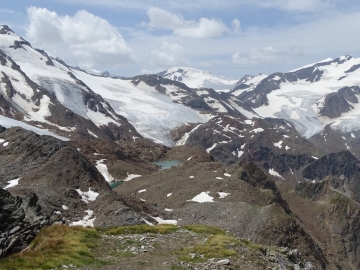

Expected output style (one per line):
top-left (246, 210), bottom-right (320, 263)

top-left (158, 66), bottom-right (238, 92)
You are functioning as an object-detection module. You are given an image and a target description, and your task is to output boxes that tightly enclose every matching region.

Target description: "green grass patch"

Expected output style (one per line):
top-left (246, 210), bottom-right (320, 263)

top-left (0, 224), bottom-right (102, 270)
top-left (102, 224), bottom-right (179, 235)
top-left (117, 251), bottom-right (136, 258)
top-left (175, 234), bottom-right (239, 263)
top-left (183, 224), bottom-right (225, 235)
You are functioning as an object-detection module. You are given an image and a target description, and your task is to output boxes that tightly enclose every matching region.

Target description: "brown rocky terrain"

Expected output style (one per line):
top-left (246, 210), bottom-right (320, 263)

top-left (115, 148), bottom-right (327, 269)
top-left (0, 125), bottom-right (145, 228)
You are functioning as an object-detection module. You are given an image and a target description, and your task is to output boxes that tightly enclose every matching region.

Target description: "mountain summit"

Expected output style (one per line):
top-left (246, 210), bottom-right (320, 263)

top-left (158, 66), bottom-right (238, 92)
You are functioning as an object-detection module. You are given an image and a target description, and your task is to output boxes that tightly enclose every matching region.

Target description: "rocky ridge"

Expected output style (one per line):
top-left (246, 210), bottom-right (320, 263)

top-left (0, 189), bottom-right (49, 257)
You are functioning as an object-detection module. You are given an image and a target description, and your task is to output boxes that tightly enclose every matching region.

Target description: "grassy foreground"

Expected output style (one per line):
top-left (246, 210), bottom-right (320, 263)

top-left (1, 224), bottom-right (102, 270)
top-left (0, 224), bottom-right (243, 270)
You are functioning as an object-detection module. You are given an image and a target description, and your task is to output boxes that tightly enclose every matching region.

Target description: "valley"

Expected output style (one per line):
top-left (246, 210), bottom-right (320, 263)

top-left (1, 25), bottom-right (360, 269)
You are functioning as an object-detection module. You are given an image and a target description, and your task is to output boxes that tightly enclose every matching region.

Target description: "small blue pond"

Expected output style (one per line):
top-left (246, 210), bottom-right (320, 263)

top-left (153, 160), bottom-right (181, 169)
top-left (110, 181), bottom-right (124, 189)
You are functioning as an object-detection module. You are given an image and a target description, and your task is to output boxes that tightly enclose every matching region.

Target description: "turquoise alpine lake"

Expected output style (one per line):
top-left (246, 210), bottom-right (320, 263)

top-left (110, 181), bottom-right (124, 189)
top-left (153, 160), bottom-right (181, 169)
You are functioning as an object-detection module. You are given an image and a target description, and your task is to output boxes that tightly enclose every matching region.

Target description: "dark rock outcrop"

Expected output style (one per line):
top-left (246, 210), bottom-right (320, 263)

top-left (319, 86), bottom-right (360, 118)
top-left (0, 189), bottom-right (49, 257)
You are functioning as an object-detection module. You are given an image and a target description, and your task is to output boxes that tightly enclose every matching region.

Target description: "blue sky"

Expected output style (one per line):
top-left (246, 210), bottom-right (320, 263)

top-left (1, 0), bottom-right (360, 79)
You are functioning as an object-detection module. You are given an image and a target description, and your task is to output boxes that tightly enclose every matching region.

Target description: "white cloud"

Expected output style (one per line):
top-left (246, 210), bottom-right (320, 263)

top-left (232, 46), bottom-right (304, 66)
top-left (151, 42), bottom-right (189, 67)
top-left (253, 0), bottom-right (332, 12)
top-left (144, 7), bottom-right (231, 39)
top-left (26, 7), bottom-right (134, 68)
top-left (232, 47), bottom-right (278, 65)
top-left (56, 0), bottom-right (338, 13)
top-left (232, 19), bottom-right (242, 35)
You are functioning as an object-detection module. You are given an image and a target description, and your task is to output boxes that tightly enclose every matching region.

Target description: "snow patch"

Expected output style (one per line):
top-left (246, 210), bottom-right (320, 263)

top-left (188, 191), bottom-right (214, 203)
top-left (176, 124), bottom-right (202, 146)
top-left (250, 128), bottom-right (264, 133)
top-left (224, 173), bottom-right (231, 177)
top-left (244, 120), bottom-right (255, 126)
top-left (218, 192), bottom-right (230, 199)
top-left (123, 173), bottom-right (142, 182)
top-left (75, 188), bottom-right (99, 203)
top-left (273, 140), bottom-right (283, 148)
top-left (206, 143), bottom-right (217, 153)
top-left (70, 210), bottom-right (95, 227)
top-left (167, 193), bottom-right (172, 197)
top-left (151, 216), bottom-right (177, 225)
top-left (269, 169), bottom-right (285, 180)
top-left (95, 159), bottom-right (115, 182)
top-left (138, 189), bottom-right (146, 193)
top-left (87, 129), bottom-right (98, 138)
top-left (62, 205), bottom-right (69, 210)
top-left (3, 178), bottom-right (21, 190)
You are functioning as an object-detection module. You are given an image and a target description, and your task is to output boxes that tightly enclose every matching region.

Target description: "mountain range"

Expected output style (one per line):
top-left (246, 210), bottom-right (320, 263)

top-left (1, 25), bottom-right (360, 269)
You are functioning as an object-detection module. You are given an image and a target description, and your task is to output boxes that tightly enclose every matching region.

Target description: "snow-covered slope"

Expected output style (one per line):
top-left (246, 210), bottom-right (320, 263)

top-left (0, 26), bottom-right (208, 145)
top-left (230, 74), bottom-right (268, 96)
top-left (70, 72), bottom-right (208, 145)
top-left (239, 56), bottom-right (360, 138)
top-left (158, 67), bottom-right (238, 92)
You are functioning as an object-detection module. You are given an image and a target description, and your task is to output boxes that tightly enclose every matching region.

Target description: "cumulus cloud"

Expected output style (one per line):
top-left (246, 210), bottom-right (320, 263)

top-left (150, 42), bottom-right (189, 67)
top-left (56, 0), bottom-right (336, 13)
top-left (144, 7), bottom-right (238, 39)
top-left (253, 0), bottom-right (332, 12)
top-left (232, 46), bottom-right (304, 66)
top-left (26, 7), bottom-right (134, 68)
top-left (232, 47), bottom-right (278, 65)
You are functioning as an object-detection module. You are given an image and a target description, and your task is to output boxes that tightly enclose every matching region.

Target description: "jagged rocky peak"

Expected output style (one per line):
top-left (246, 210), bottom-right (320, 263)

top-left (236, 75), bottom-right (255, 85)
top-left (0, 25), bottom-right (15, 35)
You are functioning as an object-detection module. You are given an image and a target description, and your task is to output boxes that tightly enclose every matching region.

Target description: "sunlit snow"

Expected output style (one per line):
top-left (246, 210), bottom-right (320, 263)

top-left (3, 178), bottom-right (21, 189)
top-left (269, 169), bottom-right (285, 180)
top-left (122, 173), bottom-right (142, 182)
top-left (151, 216), bottom-right (177, 225)
top-left (75, 188), bottom-right (99, 203)
top-left (0, 116), bottom-right (69, 141)
top-left (70, 210), bottom-right (96, 227)
top-left (188, 191), bottom-right (214, 203)
top-left (95, 159), bottom-right (115, 182)
top-left (218, 192), bottom-right (230, 199)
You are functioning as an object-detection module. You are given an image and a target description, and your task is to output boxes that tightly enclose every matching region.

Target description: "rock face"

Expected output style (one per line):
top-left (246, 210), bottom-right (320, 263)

top-left (319, 86), bottom-right (360, 118)
top-left (184, 114), bottom-right (322, 183)
top-left (294, 180), bottom-right (360, 270)
top-left (0, 189), bottom-right (49, 257)
top-left (0, 125), bottom-right (144, 227)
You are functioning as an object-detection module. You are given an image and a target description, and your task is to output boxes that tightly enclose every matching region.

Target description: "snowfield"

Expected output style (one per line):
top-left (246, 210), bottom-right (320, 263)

top-left (254, 56), bottom-right (360, 138)
top-left (160, 67), bottom-right (238, 92)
